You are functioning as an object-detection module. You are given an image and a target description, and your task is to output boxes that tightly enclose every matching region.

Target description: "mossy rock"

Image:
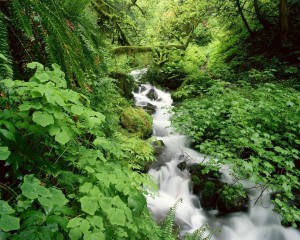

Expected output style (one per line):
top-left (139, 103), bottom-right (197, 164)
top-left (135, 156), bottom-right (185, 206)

top-left (120, 107), bottom-right (152, 138)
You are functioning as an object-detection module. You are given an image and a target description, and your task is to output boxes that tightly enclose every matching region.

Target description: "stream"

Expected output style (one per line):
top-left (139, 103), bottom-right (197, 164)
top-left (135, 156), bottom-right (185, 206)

top-left (131, 69), bottom-right (300, 240)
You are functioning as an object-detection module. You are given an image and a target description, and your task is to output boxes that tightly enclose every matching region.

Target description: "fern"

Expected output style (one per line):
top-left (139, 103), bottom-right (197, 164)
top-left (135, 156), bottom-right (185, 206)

top-left (0, 13), bottom-right (13, 80)
top-left (161, 198), bottom-right (182, 240)
top-left (10, 0), bottom-right (34, 40)
top-left (160, 198), bottom-right (219, 240)
top-left (185, 224), bottom-right (218, 240)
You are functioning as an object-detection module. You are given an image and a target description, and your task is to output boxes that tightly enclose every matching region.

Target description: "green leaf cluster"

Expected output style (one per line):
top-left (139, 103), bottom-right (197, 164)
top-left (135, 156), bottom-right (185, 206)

top-left (0, 62), bottom-right (163, 239)
top-left (173, 81), bottom-right (300, 226)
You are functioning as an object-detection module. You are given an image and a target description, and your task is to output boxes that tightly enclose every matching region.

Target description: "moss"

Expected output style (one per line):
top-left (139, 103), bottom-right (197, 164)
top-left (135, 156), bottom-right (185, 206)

top-left (109, 72), bottom-right (136, 99)
top-left (120, 107), bottom-right (152, 138)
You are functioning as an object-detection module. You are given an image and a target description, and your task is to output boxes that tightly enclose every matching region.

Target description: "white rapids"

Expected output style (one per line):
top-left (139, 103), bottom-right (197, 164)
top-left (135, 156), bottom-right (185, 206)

top-left (131, 69), bottom-right (300, 240)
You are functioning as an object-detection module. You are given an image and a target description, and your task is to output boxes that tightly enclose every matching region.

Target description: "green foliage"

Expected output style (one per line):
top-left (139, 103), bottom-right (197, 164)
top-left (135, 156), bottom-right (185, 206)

top-left (0, 175), bottom-right (71, 239)
top-left (113, 132), bottom-right (156, 170)
top-left (173, 81), bottom-right (300, 226)
top-left (159, 198), bottom-right (215, 240)
top-left (5, 0), bottom-right (106, 87)
top-left (0, 63), bottom-right (165, 239)
top-left (0, 14), bottom-right (13, 80)
top-left (161, 198), bottom-right (182, 240)
top-left (185, 224), bottom-right (215, 240)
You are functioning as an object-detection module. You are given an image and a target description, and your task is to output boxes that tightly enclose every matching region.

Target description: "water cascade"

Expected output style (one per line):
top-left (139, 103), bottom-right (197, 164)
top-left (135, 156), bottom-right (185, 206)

top-left (131, 69), bottom-right (300, 240)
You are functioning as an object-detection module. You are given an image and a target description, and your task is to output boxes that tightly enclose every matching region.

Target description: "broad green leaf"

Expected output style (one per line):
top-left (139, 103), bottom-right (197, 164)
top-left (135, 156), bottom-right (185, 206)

top-left (79, 219), bottom-right (90, 234)
top-left (0, 201), bottom-right (15, 215)
top-left (69, 227), bottom-right (83, 240)
top-left (27, 62), bottom-right (44, 70)
top-left (67, 218), bottom-right (82, 228)
top-left (128, 194), bottom-right (146, 215)
top-left (0, 215), bottom-right (20, 232)
top-left (107, 208), bottom-right (126, 226)
top-left (0, 147), bottom-right (10, 160)
top-left (48, 125), bottom-right (60, 136)
top-left (21, 175), bottom-right (50, 200)
top-left (19, 101), bottom-right (43, 111)
top-left (38, 197), bottom-right (53, 213)
top-left (98, 197), bottom-right (112, 211)
top-left (32, 111), bottom-right (54, 127)
top-left (86, 216), bottom-right (103, 230)
top-left (80, 197), bottom-right (98, 215)
top-left (71, 106), bottom-right (84, 115)
top-left (84, 166), bottom-right (95, 174)
top-left (55, 130), bottom-right (70, 145)
top-left (79, 182), bottom-right (93, 193)
top-left (49, 188), bottom-right (68, 206)
top-left (83, 231), bottom-right (105, 240)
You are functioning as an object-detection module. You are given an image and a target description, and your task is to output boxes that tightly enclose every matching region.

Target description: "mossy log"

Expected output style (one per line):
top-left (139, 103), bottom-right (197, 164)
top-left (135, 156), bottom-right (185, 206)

top-left (112, 45), bottom-right (186, 55)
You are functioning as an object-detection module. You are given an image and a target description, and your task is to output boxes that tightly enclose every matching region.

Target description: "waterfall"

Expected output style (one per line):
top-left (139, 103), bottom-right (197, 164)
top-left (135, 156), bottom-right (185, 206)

top-left (131, 69), bottom-right (300, 240)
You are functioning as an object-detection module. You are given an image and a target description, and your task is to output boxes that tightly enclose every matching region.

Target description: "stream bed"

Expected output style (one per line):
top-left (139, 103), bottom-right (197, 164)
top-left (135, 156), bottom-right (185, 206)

top-left (131, 69), bottom-right (300, 240)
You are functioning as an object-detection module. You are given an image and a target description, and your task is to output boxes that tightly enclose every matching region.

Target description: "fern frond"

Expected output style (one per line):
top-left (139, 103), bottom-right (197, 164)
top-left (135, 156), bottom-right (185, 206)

top-left (10, 0), bottom-right (34, 40)
top-left (185, 223), bottom-right (220, 240)
top-left (0, 13), bottom-right (13, 80)
top-left (161, 198), bottom-right (182, 240)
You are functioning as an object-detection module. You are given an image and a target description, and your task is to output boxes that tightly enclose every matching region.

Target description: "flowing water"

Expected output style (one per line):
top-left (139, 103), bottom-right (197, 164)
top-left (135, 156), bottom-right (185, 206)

top-left (131, 69), bottom-right (300, 240)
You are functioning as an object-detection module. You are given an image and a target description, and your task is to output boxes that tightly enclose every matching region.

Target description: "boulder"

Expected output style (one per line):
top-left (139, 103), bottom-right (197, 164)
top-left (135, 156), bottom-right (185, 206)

top-left (120, 107), bottom-right (152, 138)
top-left (143, 103), bottom-right (157, 115)
top-left (134, 85), bottom-right (147, 94)
top-left (146, 88), bottom-right (158, 100)
top-left (151, 139), bottom-right (165, 155)
top-left (177, 161), bottom-right (187, 171)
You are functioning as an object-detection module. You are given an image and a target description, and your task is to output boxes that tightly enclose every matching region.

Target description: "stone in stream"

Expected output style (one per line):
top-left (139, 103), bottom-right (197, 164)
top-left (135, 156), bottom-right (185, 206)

top-left (177, 162), bottom-right (249, 213)
top-left (146, 88), bottom-right (158, 100)
top-left (177, 161), bottom-right (187, 171)
top-left (134, 85), bottom-right (147, 93)
top-left (136, 101), bottom-right (157, 115)
top-left (144, 103), bottom-right (157, 115)
top-left (151, 139), bottom-right (165, 155)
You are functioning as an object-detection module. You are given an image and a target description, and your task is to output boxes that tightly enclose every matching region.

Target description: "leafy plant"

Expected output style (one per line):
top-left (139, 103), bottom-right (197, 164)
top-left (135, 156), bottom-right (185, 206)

top-left (173, 81), bottom-right (300, 226)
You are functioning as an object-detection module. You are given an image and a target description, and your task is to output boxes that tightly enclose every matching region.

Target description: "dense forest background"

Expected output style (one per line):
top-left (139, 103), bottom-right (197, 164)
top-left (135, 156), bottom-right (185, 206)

top-left (0, 0), bottom-right (299, 239)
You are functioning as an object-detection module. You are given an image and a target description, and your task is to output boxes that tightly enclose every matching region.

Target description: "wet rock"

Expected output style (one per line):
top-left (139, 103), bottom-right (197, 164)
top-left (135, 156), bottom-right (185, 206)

top-left (134, 85), bottom-right (147, 93)
top-left (177, 162), bottom-right (187, 171)
top-left (198, 180), bottom-right (224, 209)
top-left (143, 103), bottom-right (157, 115)
top-left (146, 88), bottom-right (158, 100)
top-left (152, 140), bottom-right (165, 155)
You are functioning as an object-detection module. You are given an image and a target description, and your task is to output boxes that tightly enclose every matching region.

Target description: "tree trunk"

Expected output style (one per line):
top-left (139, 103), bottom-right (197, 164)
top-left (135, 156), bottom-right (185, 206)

top-left (253, 0), bottom-right (272, 29)
top-left (236, 0), bottom-right (253, 35)
top-left (279, 0), bottom-right (288, 46)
